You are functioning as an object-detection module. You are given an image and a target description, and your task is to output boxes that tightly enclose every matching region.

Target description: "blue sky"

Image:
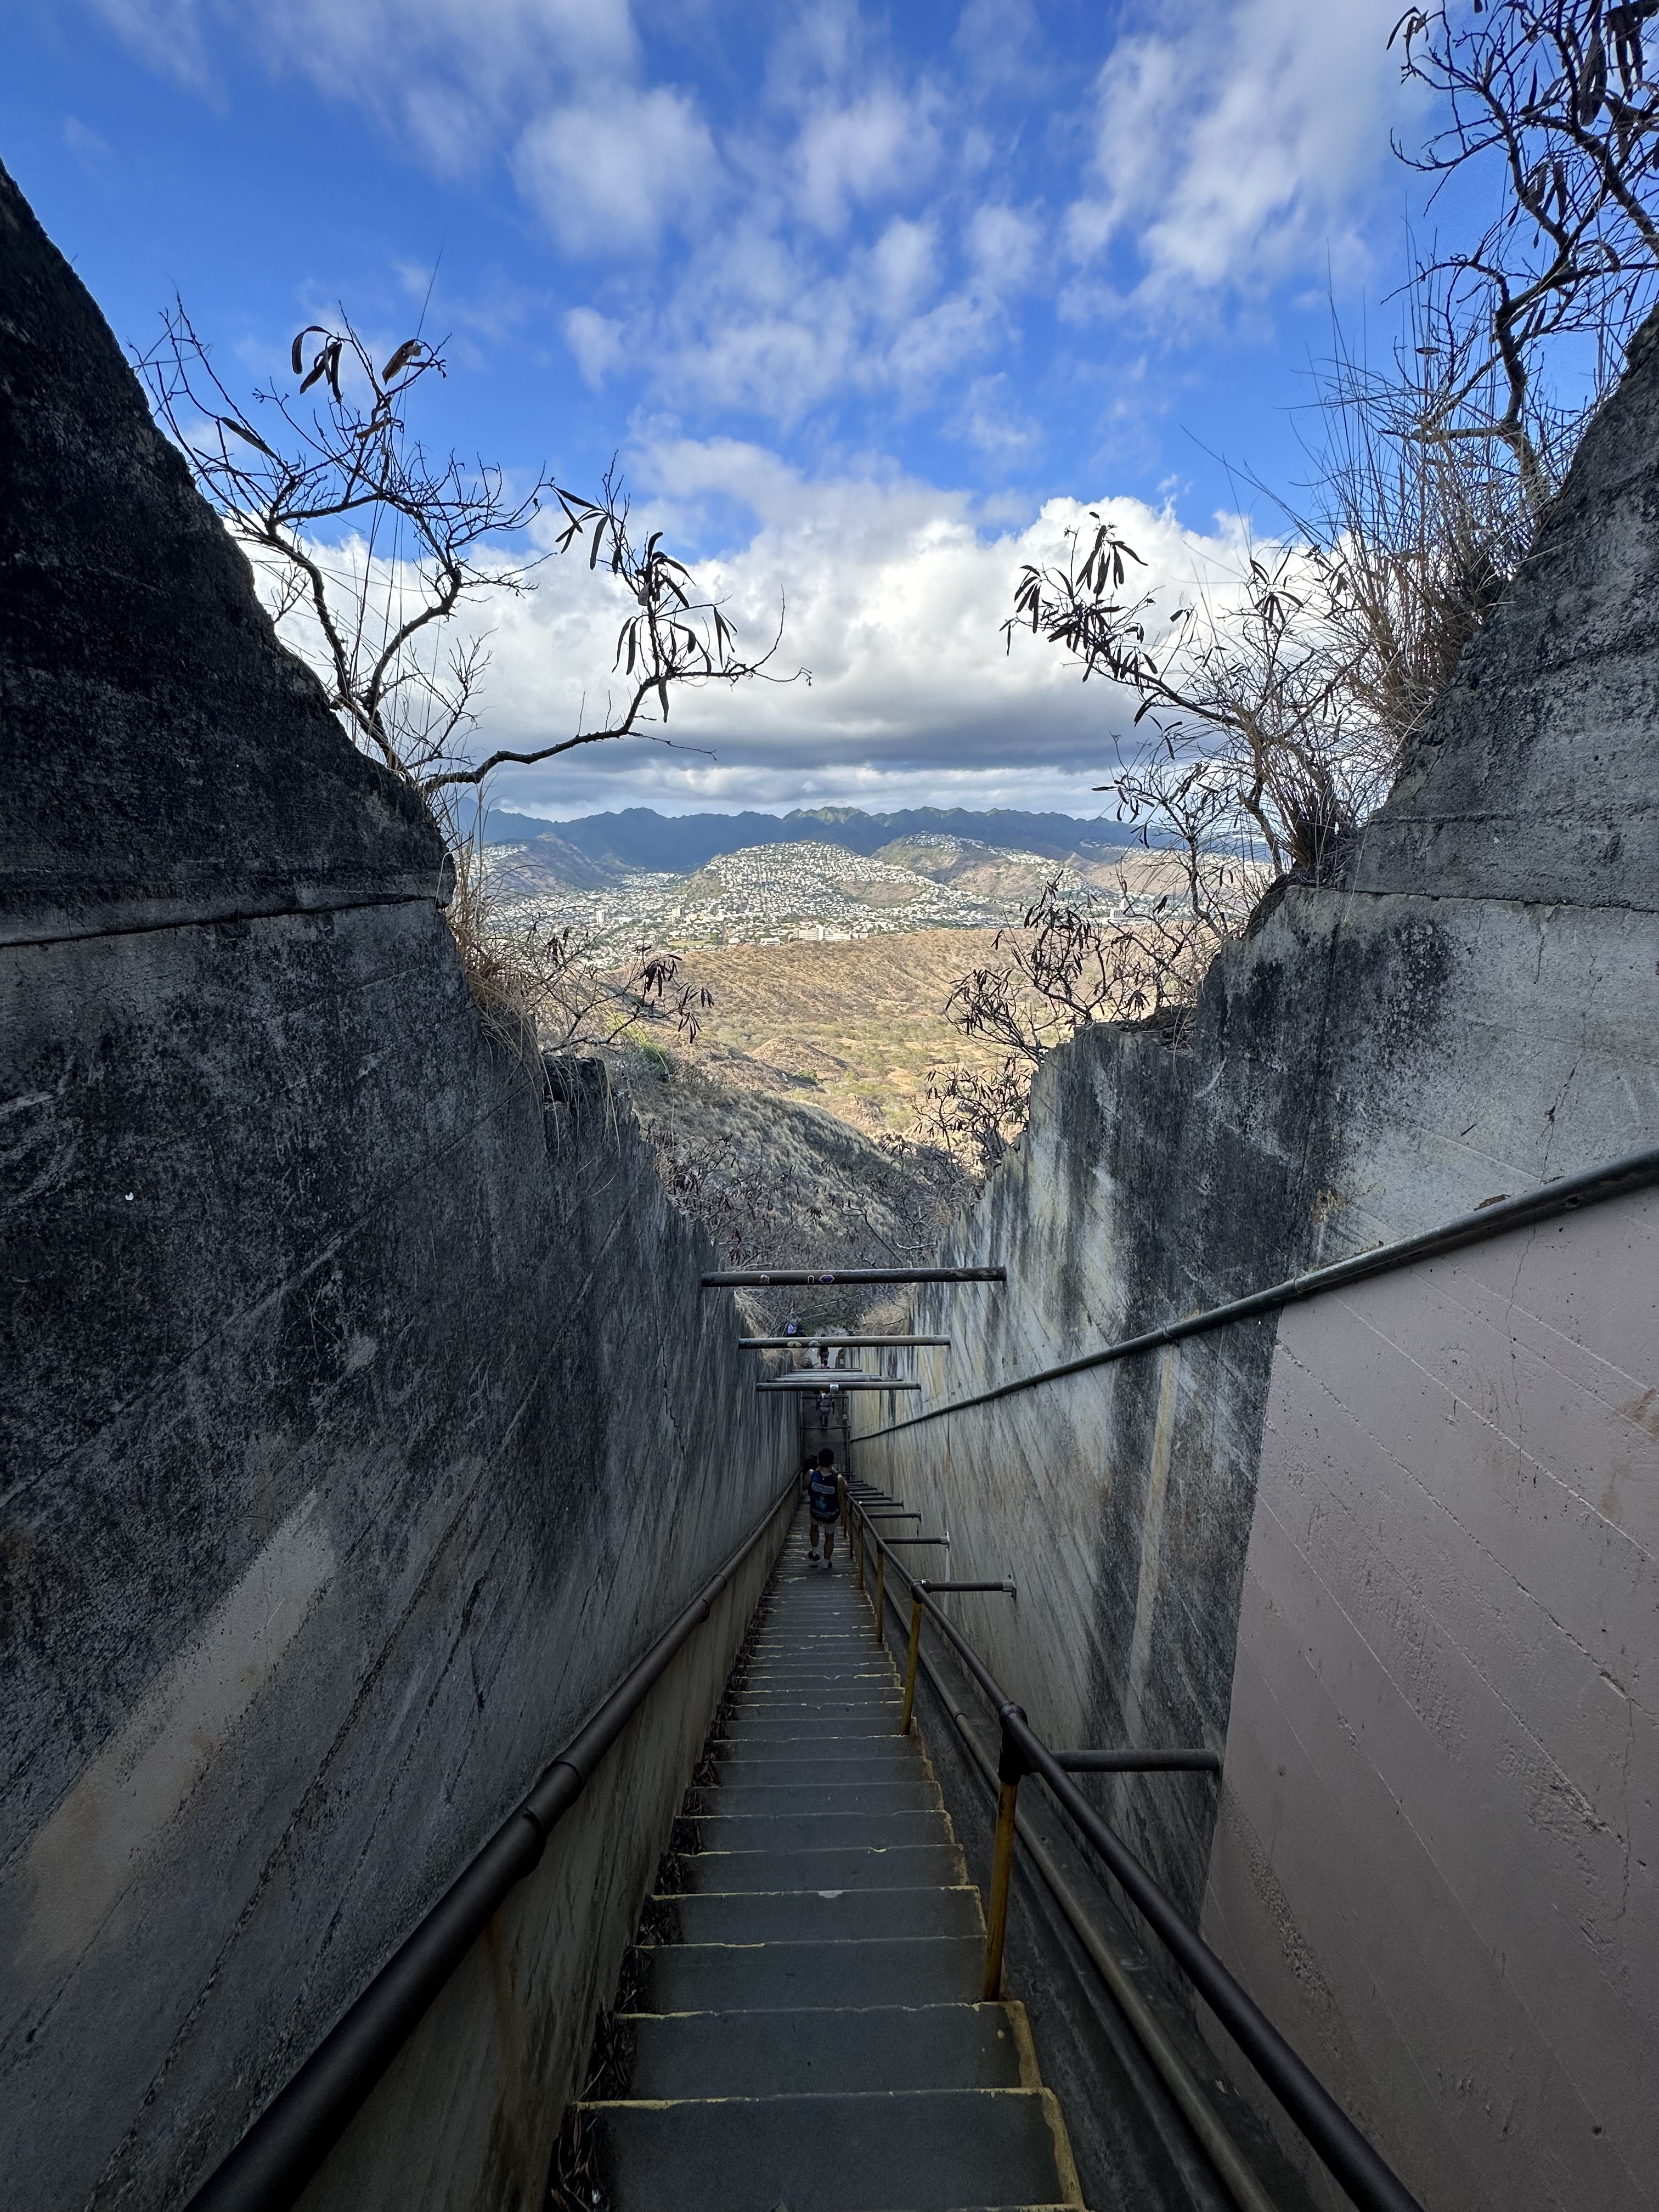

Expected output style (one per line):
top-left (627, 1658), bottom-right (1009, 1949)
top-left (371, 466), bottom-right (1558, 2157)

top-left (5, 0), bottom-right (1435, 819)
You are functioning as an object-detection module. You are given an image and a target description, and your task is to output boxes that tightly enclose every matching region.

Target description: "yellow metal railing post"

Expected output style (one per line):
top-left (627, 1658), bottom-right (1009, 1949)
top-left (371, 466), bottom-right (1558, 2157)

top-left (899, 1594), bottom-right (924, 1734)
top-left (873, 1542), bottom-right (885, 1644)
top-left (981, 1704), bottom-right (1029, 2001)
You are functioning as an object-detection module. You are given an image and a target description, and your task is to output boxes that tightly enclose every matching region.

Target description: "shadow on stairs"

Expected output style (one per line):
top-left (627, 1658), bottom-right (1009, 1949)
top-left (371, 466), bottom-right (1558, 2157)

top-left (563, 1517), bottom-right (1087, 2212)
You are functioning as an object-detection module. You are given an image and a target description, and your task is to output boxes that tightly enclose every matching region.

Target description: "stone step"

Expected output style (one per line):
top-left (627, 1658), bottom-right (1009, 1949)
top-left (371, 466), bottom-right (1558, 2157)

top-left (659, 1884), bottom-right (983, 1943)
top-left (734, 1699), bottom-right (902, 1716)
top-left (640, 1933), bottom-right (984, 2011)
top-left (736, 1678), bottom-right (894, 1696)
top-left (716, 1743), bottom-right (924, 1779)
top-left (713, 1776), bottom-right (941, 1816)
top-left (582, 2086), bottom-right (1079, 2212)
top-left (621, 2000), bottom-right (1030, 2098)
top-left (748, 1632), bottom-right (869, 1645)
top-left (725, 1713), bottom-right (902, 1741)
top-left (681, 1841), bottom-right (969, 1893)
top-left (742, 1668), bottom-right (895, 1686)
top-left (693, 1808), bottom-right (952, 1854)
top-left (747, 1643), bottom-right (887, 1657)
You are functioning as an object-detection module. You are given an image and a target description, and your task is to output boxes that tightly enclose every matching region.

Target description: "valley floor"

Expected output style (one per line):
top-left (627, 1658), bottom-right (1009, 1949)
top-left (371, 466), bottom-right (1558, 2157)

top-left (649, 928), bottom-right (1015, 1139)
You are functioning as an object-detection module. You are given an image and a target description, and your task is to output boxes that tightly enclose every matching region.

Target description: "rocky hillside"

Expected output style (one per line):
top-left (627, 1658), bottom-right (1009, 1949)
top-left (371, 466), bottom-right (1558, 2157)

top-left (611, 1046), bottom-right (971, 1333)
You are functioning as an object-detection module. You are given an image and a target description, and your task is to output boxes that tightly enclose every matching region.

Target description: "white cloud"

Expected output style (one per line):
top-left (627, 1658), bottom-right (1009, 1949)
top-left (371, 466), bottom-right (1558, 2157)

top-left (562, 306), bottom-right (625, 388)
top-left (1065, 0), bottom-right (1412, 317)
top-left (951, 374), bottom-right (1041, 459)
top-left (91, 0), bottom-right (639, 168)
top-left (86, 0), bottom-right (214, 88)
top-left (968, 202), bottom-right (1042, 292)
top-left (869, 218), bottom-right (938, 322)
top-left (789, 86), bottom-right (940, 233)
top-left (514, 84), bottom-right (720, 255)
top-left (348, 438), bottom-right (1269, 817)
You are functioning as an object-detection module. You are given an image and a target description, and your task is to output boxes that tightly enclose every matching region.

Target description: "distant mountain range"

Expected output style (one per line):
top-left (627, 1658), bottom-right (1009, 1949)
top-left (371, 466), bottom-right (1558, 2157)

top-left (475, 804), bottom-right (1134, 879)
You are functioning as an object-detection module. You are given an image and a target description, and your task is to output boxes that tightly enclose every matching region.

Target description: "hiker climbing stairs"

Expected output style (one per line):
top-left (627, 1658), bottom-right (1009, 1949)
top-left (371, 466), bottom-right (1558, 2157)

top-left (578, 1513), bottom-right (1086, 2212)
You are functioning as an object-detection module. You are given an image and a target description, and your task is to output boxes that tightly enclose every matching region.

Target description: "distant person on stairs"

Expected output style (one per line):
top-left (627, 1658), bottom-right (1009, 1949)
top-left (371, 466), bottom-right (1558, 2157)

top-left (807, 1447), bottom-right (839, 1568)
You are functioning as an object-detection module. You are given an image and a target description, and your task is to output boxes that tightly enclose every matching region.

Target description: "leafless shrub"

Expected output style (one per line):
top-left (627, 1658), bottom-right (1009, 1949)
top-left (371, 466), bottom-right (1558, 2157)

top-left (1007, 523), bottom-right (1386, 886)
top-left (944, 870), bottom-right (1237, 1057)
top-left (447, 844), bottom-right (714, 1059)
top-left (1390, 0), bottom-right (1659, 514)
top-left (137, 306), bottom-right (792, 1020)
top-left (140, 307), bottom-right (549, 791)
top-left (919, 871), bottom-right (1248, 1177)
top-left (963, 5), bottom-right (1659, 1182)
top-left (1296, 298), bottom-right (1549, 765)
top-left (909, 1058), bottom-right (1032, 1181)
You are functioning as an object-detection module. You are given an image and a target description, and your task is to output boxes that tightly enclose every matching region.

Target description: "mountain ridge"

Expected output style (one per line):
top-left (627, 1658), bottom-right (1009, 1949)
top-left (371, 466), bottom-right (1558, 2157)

top-left (476, 803), bottom-right (1133, 874)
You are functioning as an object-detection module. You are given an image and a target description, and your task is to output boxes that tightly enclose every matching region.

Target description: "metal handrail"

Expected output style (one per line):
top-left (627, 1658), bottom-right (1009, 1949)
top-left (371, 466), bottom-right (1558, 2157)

top-left (185, 1475), bottom-right (799, 2212)
top-left (903, 1620), bottom-right (1278, 2212)
top-left (702, 1263), bottom-right (1006, 1286)
top-left (857, 1141), bottom-right (1659, 1439)
top-left (899, 1579), bottom-right (1017, 1733)
top-left (1057, 1748), bottom-right (1221, 1774)
top-left (738, 1335), bottom-right (953, 1348)
top-left (848, 1493), bottom-right (1427, 2212)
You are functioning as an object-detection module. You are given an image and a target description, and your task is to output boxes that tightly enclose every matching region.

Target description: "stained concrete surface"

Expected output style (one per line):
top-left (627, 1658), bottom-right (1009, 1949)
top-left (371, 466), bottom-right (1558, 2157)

top-left (851, 295), bottom-right (1659, 2209)
top-left (0, 161), bottom-right (791, 2212)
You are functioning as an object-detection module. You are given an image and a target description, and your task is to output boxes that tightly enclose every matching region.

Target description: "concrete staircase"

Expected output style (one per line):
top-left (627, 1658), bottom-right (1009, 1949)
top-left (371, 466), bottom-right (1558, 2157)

top-left (579, 1520), bottom-right (1086, 2212)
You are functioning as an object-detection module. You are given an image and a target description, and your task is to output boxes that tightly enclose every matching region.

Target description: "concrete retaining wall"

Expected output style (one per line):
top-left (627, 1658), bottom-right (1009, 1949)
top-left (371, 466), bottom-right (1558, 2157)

top-left (0, 163), bottom-right (791, 2212)
top-left (850, 308), bottom-right (1659, 2210)
top-left (1207, 1189), bottom-right (1657, 2211)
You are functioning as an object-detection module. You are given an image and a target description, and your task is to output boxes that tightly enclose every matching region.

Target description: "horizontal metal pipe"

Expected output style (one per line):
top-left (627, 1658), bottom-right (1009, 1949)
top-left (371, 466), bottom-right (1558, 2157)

top-left (757, 1376), bottom-right (921, 1391)
top-left (916, 1581), bottom-right (1017, 1596)
top-left (879, 1536), bottom-right (951, 1546)
top-left (851, 1499), bottom-right (1424, 2212)
top-left (184, 1476), bottom-right (798, 2212)
top-left (702, 1265), bottom-right (1007, 1286)
top-left (738, 1335), bottom-right (952, 1348)
top-left (1056, 1748), bottom-right (1222, 1774)
top-left (860, 1142), bottom-right (1659, 1440)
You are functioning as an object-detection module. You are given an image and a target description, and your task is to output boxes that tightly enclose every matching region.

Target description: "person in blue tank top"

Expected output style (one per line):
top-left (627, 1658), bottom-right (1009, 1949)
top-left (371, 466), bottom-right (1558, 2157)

top-left (806, 1446), bottom-right (840, 1568)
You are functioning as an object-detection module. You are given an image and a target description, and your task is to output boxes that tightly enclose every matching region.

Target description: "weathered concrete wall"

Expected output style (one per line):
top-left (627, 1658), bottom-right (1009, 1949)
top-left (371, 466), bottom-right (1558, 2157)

top-left (0, 163), bottom-right (791, 2212)
top-left (1209, 1188), bottom-right (1657, 2212)
top-left (851, 314), bottom-right (1659, 2207)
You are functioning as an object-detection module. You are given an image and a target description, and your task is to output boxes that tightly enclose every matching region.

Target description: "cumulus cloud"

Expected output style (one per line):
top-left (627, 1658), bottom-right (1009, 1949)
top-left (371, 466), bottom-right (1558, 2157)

top-left (364, 438), bottom-right (1266, 818)
top-left (1065, 0), bottom-right (1414, 317)
top-left (86, 0), bottom-right (1427, 819)
top-left (514, 84), bottom-right (720, 254)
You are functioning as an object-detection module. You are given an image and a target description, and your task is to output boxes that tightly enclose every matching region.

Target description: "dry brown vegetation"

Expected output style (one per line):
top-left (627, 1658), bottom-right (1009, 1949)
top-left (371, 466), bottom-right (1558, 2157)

top-left (596, 845), bottom-right (1201, 1147)
top-left (644, 929), bottom-right (1016, 1138)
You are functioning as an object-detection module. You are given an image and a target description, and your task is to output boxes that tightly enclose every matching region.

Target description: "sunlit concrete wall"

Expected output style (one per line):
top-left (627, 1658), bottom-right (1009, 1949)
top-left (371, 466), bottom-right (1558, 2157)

top-left (1207, 1190), bottom-right (1658, 2212)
